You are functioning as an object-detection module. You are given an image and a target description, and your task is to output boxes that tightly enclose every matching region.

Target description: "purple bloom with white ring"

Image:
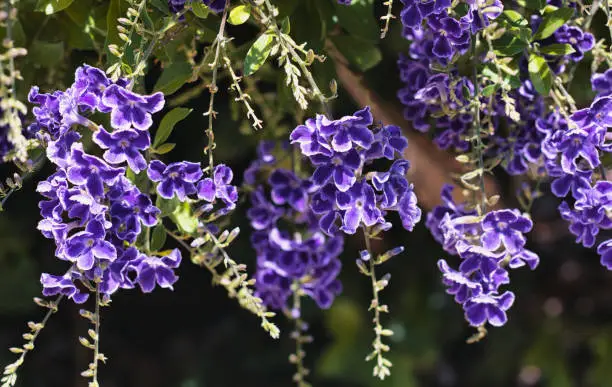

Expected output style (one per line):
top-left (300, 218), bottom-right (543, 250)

top-left (148, 160), bottom-right (203, 201)
top-left (64, 218), bottom-right (117, 271)
top-left (66, 144), bottom-right (125, 198)
top-left (464, 291), bottom-right (515, 327)
top-left (318, 106), bottom-right (374, 152)
top-left (310, 148), bottom-right (362, 192)
top-left (102, 84), bottom-right (164, 131)
top-left (336, 181), bottom-right (384, 234)
top-left (132, 249), bottom-right (182, 293)
top-left (481, 210), bottom-right (533, 254)
top-left (93, 126), bottom-right (151, 173)
top-left (197, 164), bottom-right (238, 209)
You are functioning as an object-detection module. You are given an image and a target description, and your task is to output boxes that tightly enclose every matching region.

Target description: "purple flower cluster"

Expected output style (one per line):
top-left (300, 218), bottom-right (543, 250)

top-left (30, 64), bottom-right (239, 303)
top-left (397, 0), bottom-right (605, 329)
top-left (397, 2), bottom-right (595, 178)
top-left (434, 204), bottom-right (538, 327)
top-left (536, 91), bottom-right (612, 265)
top-left (290, 107), bottom-right (421, 235)
top-left (399, 0), bottom-right (501, 62)
top-left (245, 144), bottom-right (344, 310)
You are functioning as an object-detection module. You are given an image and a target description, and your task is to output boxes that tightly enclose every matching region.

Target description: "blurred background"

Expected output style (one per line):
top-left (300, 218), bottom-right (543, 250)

top-left (2, 1), bottom-right (612, 386)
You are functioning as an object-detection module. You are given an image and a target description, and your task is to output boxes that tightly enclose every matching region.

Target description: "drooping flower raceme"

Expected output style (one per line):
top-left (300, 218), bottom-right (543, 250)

top-left (291, 106), bottom-right (421, 237)
top-left (30, 64), bottom-right (239, 304)
top-left (245, 145), bottom-right (344, 310)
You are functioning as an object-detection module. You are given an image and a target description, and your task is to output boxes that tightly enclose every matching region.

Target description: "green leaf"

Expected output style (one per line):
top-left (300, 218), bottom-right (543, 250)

top-left (125, 168), bottom-right (149, 191)
top-left (150, 225), bottom-right (167, 252)
top-left (492, 34), bottom-right (528, 56)
top-left (528, 53), bottom-right (553, 95)
top-left (228, 5), bottom-right (251, 25)
top-left (171, 202), bottom-right (199, 234)
top-left (481, 84), bottom-right (499, 97)
top-left (156, 195), bottom-right (180, 217)
top-left (532, 8), bottom-right (574, 41)
top-left (191, 3), bottom-right (211, 18)
top-left (153, 143), bottom-right (176, 154)
top-left (36, 0), bottom-right (75, 14)
top-left (330, 35), bottom-right (381, 72)
top-left (29, 41), bottom-right (64, 68)
top-left (333, 0), bottom-right (378, 41)
top-left (154, 61), bottom-right (193, 95)
top-left (502, 10), bottom-right (528, 27)
top-left (153, 107), bottom-right (193, 147)
top-left (244, 32), bottom-right (275, 76)
top-left (538, 43), bottom-right (575, 55)
top-left (281, 17), bottom-right (290, 34)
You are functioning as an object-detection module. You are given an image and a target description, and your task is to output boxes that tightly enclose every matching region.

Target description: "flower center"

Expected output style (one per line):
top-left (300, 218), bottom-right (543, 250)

top-left (86, 239), bottom-right (95, 247)
top-left (573, 137), bottom-right (582, 146)
top-left (332, 157), bottom-right (342, 166)
top-left (355, 199), bottom-right (364, 209)
top-left (569, 37), bottom-right (577, 45)
top-left (90, 165), bottom-right (99, 174)
top-left (119, 140), bottom-right (129, 148)
top-left (169, 171), bottom-right (179, 179)
top-left (497, 221), bottom-right (508, 231)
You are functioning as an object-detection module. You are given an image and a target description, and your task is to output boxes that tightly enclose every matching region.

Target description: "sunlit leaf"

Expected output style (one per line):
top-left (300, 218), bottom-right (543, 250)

top-left (228, 5), bottom-right (251, 25)
top-left (532, 7), bottom-right (574, 41)
top-left (528, 53), bottom-right (553, 95)
top-left (244, 32), bottom-right (275, 76)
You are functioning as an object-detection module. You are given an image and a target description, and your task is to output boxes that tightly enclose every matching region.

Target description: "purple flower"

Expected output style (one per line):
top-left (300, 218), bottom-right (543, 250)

top-left (109, 189), bottom-right (160, 243)
top-left (197, 164), bottom-right (238, 209)
top-left (247, 187), bottom-right (284, 231)
top-left (592, 69), bottom-right (612, 96)
top-left (464, 291), bottom-right (515, 327)
top-left (553, 25), bottom-right (594, 62)
top-left (318, 107), bottom-right (374, 152)
top-left (428, 14), bottom-right (471, 59)
top-left (365, 124), bottom-right (409, 161)
top-left (310, 149), bottom-right (362, 192)
top-left (559, 181), bottom-right (612, 248)
top-left (74, 64), bottom-right (130, 112)
top-left (132, 249), bottom-right (182, 293)
top-left (550, 125), bottom-right (603, 174)
top-left (102, 84), bottom-right (164, 131)
top-left (426, 184), bottom-right (477, 254)
top-left (290, 117), bottom-right (333, 157)
top-left (336, 181), bottom-right (383, 234)
top-left (67, 145), bottom-right (125, 198)
top-left (400, 0), bottom-right (451, 29)
top-left (481, 210), bottom-right (533, 254)
top-left (597, 239), bottom-right (612, 270)
top-left (267, 169), bottom-right (315, 212)
top-left (64, 218), bottom-right (117, 271)
top-left (148, 160), bottom-right (203, 201)
top-left (93, 127), bottom-right (150, 173)
top-left (47, 131), bottom-right (81, 168)
top-left (438, 259), bottom-right (482, 303)
top-left (571, 103), bottom-right (605, 129)
top-left (40, 272), bottom-right (89, 304)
